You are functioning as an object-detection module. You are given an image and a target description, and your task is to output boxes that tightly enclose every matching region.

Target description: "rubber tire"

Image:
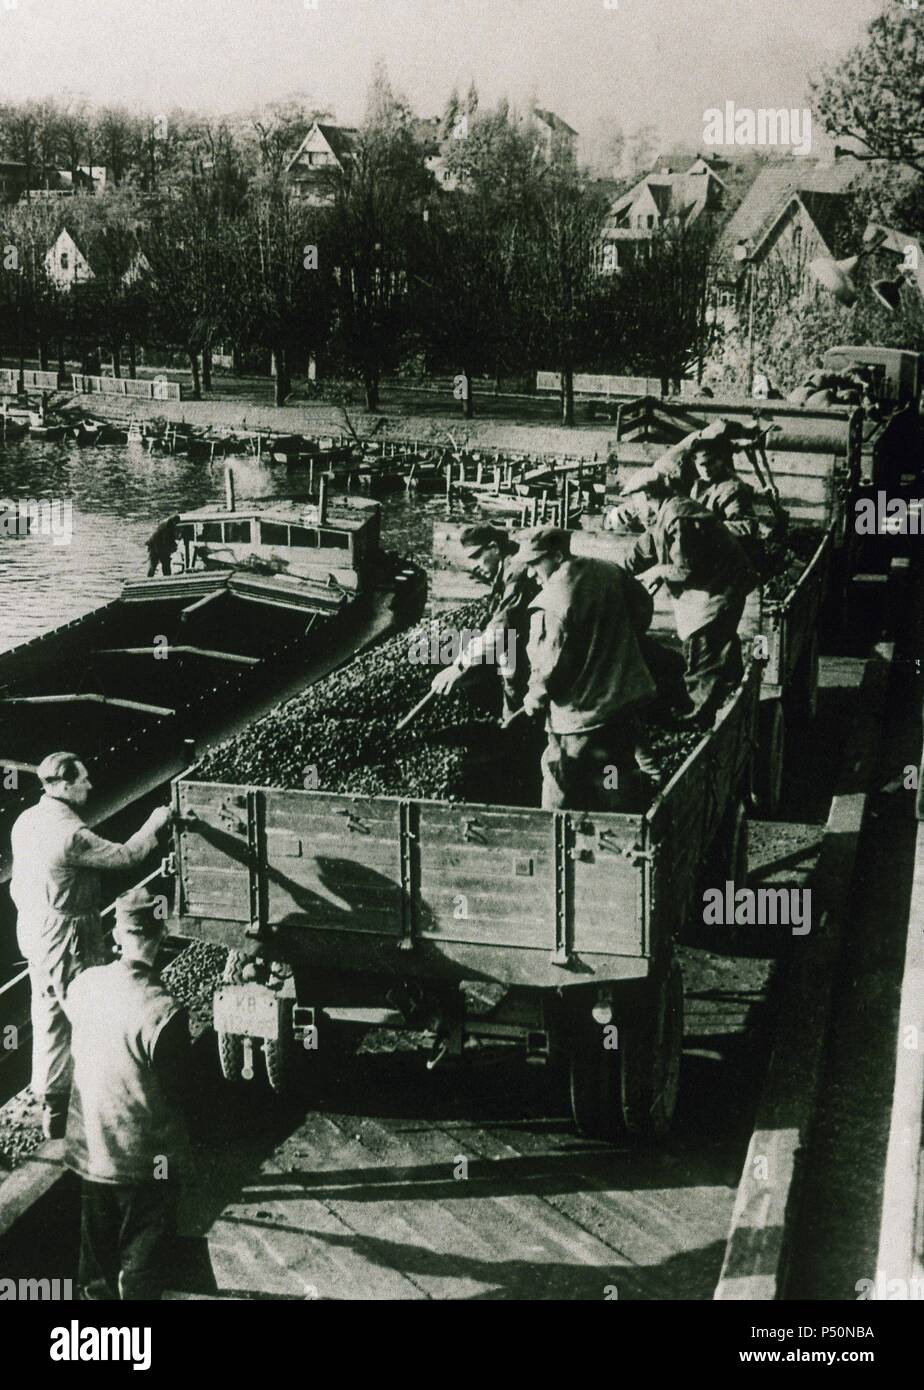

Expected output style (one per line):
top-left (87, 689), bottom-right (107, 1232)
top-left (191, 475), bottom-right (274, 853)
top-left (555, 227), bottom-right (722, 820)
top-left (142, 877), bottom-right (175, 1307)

top-left (217, 1030), bottom-right (244, 1082)
top-left (263, 997), bottom-right (295, 1094)
top-left (789, 631), bottom-right (819, 724)
top-left (619, 957), bottom-right (684, 1140)
top-left (568, 959), bottom-right (684, 1143)
top-left (752, 699), bottom-right (785, 818)
top-left (216, 949), bottom-right (246, 1083)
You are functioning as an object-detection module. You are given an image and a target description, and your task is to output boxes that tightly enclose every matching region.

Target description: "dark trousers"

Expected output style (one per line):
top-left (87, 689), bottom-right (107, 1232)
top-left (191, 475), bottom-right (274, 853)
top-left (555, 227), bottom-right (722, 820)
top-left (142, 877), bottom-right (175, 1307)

top-left (146, 554), bottom-right (171, 577)
top-left (541, 715), bottom-right (643, 811)
top-left (682, 598), bottom-right (746, 724)
top-left (80, 1179), bottom-right (178, 1301)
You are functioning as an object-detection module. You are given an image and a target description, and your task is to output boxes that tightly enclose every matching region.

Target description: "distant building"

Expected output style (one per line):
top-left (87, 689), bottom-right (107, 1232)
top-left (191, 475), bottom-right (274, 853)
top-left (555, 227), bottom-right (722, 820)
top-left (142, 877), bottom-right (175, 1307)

top-left (531, 108), bottom-right (578, 165)
top-left (0, 160), bottom-right (29, 204)
top-left (44, 227), bottom-right (94, 290)
top-left (600, 158), bottom-right (726, 272)
top-left (714, 155), bottom-right (859, 321)
top-left (286, 122), bottom-right (358, 201)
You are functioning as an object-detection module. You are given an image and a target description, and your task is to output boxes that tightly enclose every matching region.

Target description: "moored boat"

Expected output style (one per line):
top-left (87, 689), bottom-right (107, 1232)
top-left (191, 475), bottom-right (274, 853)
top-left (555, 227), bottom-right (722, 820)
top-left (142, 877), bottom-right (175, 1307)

top-left (0, 478), bottom-right (425, 876)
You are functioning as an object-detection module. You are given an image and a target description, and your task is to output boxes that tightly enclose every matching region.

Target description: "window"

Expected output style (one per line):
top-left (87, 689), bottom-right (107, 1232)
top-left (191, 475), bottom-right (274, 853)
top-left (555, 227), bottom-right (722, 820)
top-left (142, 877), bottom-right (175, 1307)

top-left (601, 244), bottom-right (619, 274)
top-left (198, 521), bottom-right (223, 542)
top-left (260, 522), bottom-right (289, 545)
top-left (60, 252), bottom-right (69, 271)
top-left (223, 520), bottom-right (252, 544)
top-left (289, 526), bottom-right (319, 548)
top-left (319, 529), bottom-right (350, 550)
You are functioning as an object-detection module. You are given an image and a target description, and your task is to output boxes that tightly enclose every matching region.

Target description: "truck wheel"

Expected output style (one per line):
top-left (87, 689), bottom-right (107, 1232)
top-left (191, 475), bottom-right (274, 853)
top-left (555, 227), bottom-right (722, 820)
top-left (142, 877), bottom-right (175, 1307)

top-left (619, 958), bottom-right (684, 1139)
top-left (568, 1002), bottom-right (624, 1143)
top-left (218, 1030), bottom-right (244, 1083)
top-left (263, 998), bottom-right (295, 1094)
top-left (216, 949), bottom-right (246, 1083)
top-left (789, 632), bottom-right (819, 723)
top-left (567, 960), bottom-right (684, 1143)
top-left (752, 699), bottom-right (784, 817)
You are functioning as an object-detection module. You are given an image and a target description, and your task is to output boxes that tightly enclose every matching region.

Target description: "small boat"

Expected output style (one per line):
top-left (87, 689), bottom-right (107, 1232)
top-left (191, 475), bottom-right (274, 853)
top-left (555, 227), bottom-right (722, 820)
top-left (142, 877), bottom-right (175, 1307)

top-left (29, 424), bottom-right (68, 443)
top-left (268, 433), bottom-right (305, 464)
top-left (187, 434), bottom-right (232, 462)
top-left (0, 417), bottom-right (28, 442)
top-left (0, 480), bottom-right (426, 883)
top-left (76, 421), bottom-right (102, 446)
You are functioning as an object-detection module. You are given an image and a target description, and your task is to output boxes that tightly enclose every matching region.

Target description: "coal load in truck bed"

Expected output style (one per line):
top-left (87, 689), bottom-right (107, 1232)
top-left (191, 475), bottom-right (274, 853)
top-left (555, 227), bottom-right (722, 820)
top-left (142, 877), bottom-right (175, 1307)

top-left (762, 524), bottom-right (825, 603)
top-left (196, 598), bottom-right (506, 801)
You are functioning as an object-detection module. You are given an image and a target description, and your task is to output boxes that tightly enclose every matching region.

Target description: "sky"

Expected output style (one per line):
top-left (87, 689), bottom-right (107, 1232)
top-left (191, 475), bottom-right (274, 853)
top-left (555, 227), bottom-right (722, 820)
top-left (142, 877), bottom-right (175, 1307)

top-left (0, 0), bottom-right (886, 155)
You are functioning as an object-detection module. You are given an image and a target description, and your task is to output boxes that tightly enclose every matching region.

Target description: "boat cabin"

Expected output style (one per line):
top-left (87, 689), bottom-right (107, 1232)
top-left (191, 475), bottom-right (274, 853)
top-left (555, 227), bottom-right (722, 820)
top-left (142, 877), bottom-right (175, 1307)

top-left (175, 495), bottom-right (381, 594)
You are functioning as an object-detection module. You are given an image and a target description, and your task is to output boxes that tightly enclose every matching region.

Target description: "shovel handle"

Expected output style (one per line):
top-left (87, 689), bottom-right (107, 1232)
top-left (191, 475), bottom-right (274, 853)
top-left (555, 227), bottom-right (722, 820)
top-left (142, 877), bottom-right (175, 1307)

top-left (395, 689), bottom-right (437, 732)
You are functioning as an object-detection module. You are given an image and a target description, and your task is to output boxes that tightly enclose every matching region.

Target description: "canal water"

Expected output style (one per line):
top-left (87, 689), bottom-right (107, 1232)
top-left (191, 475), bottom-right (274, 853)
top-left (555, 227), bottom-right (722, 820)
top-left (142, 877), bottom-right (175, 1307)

top-left (0, 438), bottom-right (460, 652)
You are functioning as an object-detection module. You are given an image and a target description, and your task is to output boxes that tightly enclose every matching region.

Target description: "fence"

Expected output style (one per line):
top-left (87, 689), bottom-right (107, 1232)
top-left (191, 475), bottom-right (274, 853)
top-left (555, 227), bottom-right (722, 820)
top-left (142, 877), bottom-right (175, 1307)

top-left (0, 368), bottom-right (65, 392)
top-left (536, 371), bottom-right (706, 399)
top-left (70, 374), bottom-right (182, 402)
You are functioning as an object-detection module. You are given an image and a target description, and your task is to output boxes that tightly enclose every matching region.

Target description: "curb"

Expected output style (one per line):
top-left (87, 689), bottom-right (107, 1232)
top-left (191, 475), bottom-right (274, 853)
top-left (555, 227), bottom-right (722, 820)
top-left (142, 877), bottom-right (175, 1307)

top-left (714, 642), bottom-right (895, 1300)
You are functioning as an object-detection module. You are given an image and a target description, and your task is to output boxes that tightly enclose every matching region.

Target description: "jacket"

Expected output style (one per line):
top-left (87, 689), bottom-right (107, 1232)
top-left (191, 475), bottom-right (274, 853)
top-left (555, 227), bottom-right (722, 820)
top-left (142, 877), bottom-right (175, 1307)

top-left (458, 553), bottom-right (539, 708)
top-left (10, 795), bottom-right (160, 968)
top-left (690, 475), bottom-right (760, 542)
top-left (624, 496), bottom-right (756, 641)
top-left (526, 556), bottom-right (656, 735)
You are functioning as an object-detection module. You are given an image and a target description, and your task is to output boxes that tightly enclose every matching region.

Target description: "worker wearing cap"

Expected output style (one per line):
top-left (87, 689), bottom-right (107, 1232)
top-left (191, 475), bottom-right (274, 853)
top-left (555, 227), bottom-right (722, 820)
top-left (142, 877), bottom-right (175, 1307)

top-left (621, 480), bottom-right (757, 728)
top-left (145, 514), bottom-right (180, 577)
top-left (9, 753), bottom-right (173, 1139)
top-left (688, 435), bottom-right (760, 544)
top-left (518, 528), bottom-right (656, 810)
top-left (430, 523), bottom-right (539, 718)
top-left (65, 887), bottom-right (191, 1301)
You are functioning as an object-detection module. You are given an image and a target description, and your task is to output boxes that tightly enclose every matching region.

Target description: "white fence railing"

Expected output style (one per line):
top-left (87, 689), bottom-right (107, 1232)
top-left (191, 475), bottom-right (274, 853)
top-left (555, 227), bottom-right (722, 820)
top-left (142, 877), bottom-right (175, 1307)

top-left (71, 374), bottom-right (182, 401)
top-left (537, 371), bottom-right (667, 398)
top-left (0, 368), bottom-right (65, 392)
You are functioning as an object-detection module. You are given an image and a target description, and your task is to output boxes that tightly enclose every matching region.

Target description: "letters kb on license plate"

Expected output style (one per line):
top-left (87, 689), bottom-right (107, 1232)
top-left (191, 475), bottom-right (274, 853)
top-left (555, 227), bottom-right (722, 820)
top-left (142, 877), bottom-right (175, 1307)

top-left (213, 985), bottom-right (281, 1040)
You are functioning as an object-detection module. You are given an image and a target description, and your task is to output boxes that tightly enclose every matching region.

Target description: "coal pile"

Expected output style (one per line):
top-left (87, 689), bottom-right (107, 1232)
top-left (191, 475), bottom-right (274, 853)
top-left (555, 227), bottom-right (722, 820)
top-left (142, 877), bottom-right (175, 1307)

top-left (197, 599), bottom-right (504, 802)
top-left (763, 524), bottom-right (824, 604)
top-left (163, 941), bottom-right (228, 1038)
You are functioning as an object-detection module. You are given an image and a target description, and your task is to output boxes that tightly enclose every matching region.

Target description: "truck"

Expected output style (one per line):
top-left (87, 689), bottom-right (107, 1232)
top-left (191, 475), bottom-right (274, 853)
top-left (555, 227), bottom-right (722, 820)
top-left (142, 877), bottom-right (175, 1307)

top-left (601, 390), bottom-right (862, 813)
top-left (170, 662), bottom-right (761, 1143)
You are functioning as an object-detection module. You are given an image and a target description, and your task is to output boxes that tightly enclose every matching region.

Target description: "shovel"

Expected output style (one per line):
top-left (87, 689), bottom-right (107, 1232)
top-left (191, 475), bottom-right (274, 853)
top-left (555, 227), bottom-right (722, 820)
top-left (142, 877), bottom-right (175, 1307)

top-left (395, 689), bottom-right (438, 732)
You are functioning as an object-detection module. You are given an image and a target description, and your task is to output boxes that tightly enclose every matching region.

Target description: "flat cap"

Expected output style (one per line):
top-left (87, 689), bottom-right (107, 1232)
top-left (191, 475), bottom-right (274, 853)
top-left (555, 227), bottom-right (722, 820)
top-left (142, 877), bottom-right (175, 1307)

top-left (516, 527), bottom-right (572, 563)
top-left (458, 523), bottom-right (511, 553)
top-left (114, 886), bottom-right (162, 936)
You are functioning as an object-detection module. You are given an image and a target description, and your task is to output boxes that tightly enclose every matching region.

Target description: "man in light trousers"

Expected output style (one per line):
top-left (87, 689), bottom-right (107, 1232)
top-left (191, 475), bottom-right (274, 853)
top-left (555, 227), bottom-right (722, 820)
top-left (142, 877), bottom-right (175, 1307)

top-left (9, 752), bottom-right (173, 1138)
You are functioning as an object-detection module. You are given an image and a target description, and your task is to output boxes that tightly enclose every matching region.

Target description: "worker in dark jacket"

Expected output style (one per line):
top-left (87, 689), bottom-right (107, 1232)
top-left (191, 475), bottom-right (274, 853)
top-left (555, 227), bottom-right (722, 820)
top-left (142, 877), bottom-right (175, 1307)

top-left (65, 887), bottom-right (192, 1301)
top-left (145, 514), bottom-right (180, 577)
top-left (430, 523), bottom-right (539, 719)
top-left (688, 437), bottom-right (759, 541)
top-left (622, 481), bottom-right (757, 728)
top-left (519, 528), bottom-right (656, 811)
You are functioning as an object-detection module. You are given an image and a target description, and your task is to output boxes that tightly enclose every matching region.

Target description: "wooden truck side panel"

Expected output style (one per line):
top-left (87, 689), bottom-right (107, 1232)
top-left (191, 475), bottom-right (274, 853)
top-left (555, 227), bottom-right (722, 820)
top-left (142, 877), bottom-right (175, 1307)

top-left (645, 663), bottom-right (759, 944)
top-left (174, 781), bottom-right (648, 986)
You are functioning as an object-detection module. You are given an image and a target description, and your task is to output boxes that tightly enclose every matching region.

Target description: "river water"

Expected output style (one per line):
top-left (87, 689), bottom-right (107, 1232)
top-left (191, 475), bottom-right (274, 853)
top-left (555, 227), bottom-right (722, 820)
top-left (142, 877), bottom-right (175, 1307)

top-left (0, 438), bottom-right (455, 652)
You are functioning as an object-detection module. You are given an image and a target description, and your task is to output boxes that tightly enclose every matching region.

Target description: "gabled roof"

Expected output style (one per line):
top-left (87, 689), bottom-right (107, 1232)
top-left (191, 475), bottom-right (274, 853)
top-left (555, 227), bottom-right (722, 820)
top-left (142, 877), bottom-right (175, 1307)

top-left (609, 169), bottom-right (720, 226)
top-left (719, 158), bottom-right (859, 261)
top-left (286, 122), bottom-right (359, 174)
top-left (532, 107), bottom-right (578, 137)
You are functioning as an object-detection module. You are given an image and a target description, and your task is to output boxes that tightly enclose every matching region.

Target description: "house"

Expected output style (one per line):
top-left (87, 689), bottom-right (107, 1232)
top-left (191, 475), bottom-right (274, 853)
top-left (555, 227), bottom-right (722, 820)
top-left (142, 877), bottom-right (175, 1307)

top-left (531, 108), bottom-right (578, 165)
top-left (0, 160), bottom-right (29, 204)
top-left (714, 155), bottom-right (860, 320)
top-left (44, 227), bottom-right (94, 290)
top-left (599, 159), bottom-right (726, 272)
top-left (286, 123), bottom-right (358, 200)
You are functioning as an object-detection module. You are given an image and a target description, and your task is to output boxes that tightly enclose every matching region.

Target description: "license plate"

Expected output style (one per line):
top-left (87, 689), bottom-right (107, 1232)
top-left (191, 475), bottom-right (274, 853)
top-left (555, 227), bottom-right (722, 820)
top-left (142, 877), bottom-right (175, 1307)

top-left (213, 985), bottom-right (281, 1040)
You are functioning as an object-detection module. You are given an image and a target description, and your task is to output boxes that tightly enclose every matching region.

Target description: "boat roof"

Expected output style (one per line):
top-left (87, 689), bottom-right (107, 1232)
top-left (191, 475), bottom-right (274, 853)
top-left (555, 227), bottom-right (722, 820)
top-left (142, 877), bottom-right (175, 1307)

top-left (178, 496), bottom-right (379, 533)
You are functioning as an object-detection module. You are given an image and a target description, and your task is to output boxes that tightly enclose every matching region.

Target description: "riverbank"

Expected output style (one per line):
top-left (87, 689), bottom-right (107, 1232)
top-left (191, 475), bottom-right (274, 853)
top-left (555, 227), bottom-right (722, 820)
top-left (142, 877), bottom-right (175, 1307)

top-left (59, 392), bottom-right (620, 459)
